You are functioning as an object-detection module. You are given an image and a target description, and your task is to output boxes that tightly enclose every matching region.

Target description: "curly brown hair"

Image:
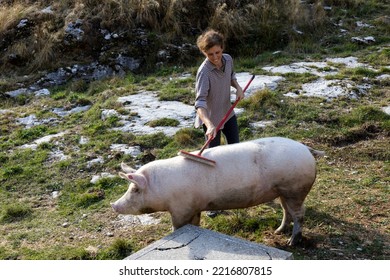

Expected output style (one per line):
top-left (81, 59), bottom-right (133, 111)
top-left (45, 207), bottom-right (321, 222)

top-left (196, 29), bottom-right (225, 52)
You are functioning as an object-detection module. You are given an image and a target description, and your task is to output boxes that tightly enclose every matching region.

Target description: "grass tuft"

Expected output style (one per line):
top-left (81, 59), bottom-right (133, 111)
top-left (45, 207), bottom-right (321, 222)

top-left (1, 204), bottom-right (33, 224)
top-left (147, 118), bottom-right (180, 127)
top-left (339, 106), bottom-right (390, 127)
top-left (75, 188), bottom-right (105, 208)
top-left (97, 238), bottom-right (134, 260)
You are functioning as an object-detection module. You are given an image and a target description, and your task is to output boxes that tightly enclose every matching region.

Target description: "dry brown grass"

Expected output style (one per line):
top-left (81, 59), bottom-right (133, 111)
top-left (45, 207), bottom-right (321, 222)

top-left (0, 3), bottom-right (38, 33)
top-left (0, 0), bottom-right (345, 81)
top-left (29, 27), bottom-right (57, 71)
top-left (209, 2), bottom-right (250, 40)
top-left (132, 0), bottom-right (162, 29)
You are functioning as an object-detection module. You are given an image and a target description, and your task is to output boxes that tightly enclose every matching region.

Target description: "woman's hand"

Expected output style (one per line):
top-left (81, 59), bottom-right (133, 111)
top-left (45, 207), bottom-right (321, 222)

top-left (235, 86), bottom-right (244, 101)
top-left (197, 107), bottom-right (216, 140)
top-left (205, 124), bottom-right (216, 140)
top-left (231, 80), bottom-right (244, 101)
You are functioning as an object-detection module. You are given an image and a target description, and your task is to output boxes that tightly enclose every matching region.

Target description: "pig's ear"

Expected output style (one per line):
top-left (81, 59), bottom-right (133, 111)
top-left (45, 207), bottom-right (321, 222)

top-left (121, 162), bottom-right (136, 173)
top-left (119, 172), bottom-right (130, 181)
top-left (118, 172), bottom-right (147, 190)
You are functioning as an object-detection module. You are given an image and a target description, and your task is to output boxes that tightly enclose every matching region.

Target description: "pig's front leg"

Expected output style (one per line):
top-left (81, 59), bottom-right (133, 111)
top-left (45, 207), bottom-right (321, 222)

top-left (170, 211), bottom-right (201, 230)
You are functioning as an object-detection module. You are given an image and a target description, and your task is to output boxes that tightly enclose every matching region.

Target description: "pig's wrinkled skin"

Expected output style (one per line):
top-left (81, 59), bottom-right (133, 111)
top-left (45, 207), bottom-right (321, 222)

top-left (111, 137), bottom-right (323, 246)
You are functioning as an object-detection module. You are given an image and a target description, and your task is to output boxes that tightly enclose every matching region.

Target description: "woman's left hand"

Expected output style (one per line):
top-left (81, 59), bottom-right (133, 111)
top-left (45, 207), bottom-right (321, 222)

top-left (235, 86), bottom-right (244, 101)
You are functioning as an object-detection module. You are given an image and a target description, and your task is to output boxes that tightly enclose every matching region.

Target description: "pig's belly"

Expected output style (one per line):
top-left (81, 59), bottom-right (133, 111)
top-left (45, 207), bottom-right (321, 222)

top-left (203, 185), bottom-right (279, 211)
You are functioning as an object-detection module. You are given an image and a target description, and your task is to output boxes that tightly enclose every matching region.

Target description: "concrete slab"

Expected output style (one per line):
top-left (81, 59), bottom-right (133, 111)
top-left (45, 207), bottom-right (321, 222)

top-left (126, 224), bottom-right (293, 260)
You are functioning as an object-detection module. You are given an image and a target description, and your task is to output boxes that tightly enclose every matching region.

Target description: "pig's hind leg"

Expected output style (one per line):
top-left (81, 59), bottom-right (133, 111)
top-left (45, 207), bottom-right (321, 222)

top-left (277, 196), bottom-right (305, 246)
top-left (275, 197), bottom-right (293, 234)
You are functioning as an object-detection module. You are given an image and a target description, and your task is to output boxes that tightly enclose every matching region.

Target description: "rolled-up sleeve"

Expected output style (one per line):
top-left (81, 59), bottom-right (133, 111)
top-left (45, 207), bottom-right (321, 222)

top-left (231, 70), bottom-right (236, 81)
top-left (195, 71), bottom-right (209, 110)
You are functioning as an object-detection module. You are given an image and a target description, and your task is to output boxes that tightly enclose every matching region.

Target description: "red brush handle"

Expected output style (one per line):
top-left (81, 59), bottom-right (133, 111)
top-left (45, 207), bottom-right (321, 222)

top-left (197, 74), bottom-right (255, 155)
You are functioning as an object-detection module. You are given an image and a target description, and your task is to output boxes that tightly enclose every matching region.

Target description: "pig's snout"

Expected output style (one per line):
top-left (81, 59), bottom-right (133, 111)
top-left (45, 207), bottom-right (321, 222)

top-left (111, 202), bottom-right (121, 213)
top-left (111, 199), bottom-right (134, 215)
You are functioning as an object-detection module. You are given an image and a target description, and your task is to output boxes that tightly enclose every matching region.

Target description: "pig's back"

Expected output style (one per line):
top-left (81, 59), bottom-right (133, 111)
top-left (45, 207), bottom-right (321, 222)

top-left (202, 137), bottom-right (315, 173)
top-left (186, 137), bottom-right (315, 198)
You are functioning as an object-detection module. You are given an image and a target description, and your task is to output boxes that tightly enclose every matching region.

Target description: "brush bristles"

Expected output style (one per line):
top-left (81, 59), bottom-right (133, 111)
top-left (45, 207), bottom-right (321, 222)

top-left (178, 150), bottom-right (216, 167)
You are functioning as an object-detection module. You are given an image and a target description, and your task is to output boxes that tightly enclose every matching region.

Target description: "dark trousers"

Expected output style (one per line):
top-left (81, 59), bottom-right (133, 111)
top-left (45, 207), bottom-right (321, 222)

top-left (203, 115), bottom-right (239, 148)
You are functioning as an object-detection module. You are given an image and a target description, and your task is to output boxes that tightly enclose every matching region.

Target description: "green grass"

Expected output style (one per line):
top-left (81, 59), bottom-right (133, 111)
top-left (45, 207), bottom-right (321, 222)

top-left (147, 118), bottom-right (180, 127)
top-left (339, 106), bottom-right (390, 127)
top-left (158, 77), bottom-right (195, 104)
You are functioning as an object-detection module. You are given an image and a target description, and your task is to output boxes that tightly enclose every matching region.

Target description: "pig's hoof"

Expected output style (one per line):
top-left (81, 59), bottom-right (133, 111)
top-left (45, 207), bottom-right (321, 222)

top-left (206, 211), bottom-right (221, 218)
top-left (275, 224), bottom-right (292, 234)
top-left (287, 232), bottom-right (302, 246)
top-left (275, 226), bottom-right (287, 234)
top-left (206, 210), bottom-right (228, 218)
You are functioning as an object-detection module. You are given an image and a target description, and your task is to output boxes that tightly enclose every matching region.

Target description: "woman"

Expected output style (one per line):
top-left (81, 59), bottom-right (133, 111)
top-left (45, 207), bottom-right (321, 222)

top-left (194, 29), bottom-right (243, 218)
top-left (194, 29), bottom-right (244, 148)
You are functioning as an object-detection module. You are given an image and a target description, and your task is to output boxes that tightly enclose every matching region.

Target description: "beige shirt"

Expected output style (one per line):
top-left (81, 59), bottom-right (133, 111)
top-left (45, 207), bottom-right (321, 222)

top-left (194, 54), bottom-right (237, 128)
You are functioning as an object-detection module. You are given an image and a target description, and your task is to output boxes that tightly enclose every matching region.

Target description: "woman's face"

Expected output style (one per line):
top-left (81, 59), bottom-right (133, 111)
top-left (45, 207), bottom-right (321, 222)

top-left (203, 45), bottom-right (223, 66)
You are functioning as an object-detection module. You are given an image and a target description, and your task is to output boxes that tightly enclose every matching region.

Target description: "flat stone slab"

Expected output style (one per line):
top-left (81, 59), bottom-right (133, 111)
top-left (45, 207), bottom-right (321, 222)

top-left (126, 224), bottom-right (293, 260)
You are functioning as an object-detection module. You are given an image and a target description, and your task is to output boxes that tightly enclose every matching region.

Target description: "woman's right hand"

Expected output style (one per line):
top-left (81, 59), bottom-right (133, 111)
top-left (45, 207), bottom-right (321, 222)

top-left (197, 107), bottom-right (216, 140)
top-left (205, 124), bottom-right (216, 140)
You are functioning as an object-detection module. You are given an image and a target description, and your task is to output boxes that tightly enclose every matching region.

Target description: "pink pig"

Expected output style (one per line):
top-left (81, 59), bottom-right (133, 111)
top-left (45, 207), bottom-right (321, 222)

top-left (111, 137), bottom-right (323, 245)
